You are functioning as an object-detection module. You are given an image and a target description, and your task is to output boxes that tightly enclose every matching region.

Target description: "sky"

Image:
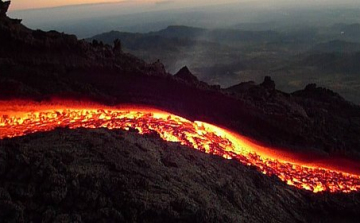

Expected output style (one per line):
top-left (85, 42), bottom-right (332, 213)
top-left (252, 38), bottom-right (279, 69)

top-left (10, 0), bottom-right (236, 11)
top-left (11, 0), bottom-right (127, 10)
top-left (10, 0), bottom-right (360, 11)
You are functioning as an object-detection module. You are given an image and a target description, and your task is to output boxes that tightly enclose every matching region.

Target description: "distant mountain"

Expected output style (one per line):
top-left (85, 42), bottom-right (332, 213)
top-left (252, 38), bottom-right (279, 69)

top-left (90, 25), bottom-right (284, 46)
top-left (87, 29), bottom-right (231, 74)
top-left (310, 40), bottom-right (360, 53)
top-left (150, 25), bottom-right (207, 40)
top-left (88, 30), bottom-right (196, 52)
top-left (151, 25), bottom-right (283, 44)
top-left (88, 26), bottom-right (360, 104)
top-left (232, 22), bottom-right (276, 31)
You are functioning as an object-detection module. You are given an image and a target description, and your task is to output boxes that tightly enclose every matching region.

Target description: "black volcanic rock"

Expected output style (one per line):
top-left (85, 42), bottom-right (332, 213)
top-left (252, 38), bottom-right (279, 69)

top-left (260, 76), bottom-right (276, 90)
top-left (113, 38), bottom-right (122, 54)
top-left (226, 79), bottom-right (309, 119)
top-left (293, 83), bottom-right (345, 103)
top-left (226, 81), bottom-right (256, 94)
top-left (149, 59), bottom-right (167, 77)
top-left (1, 128), bottom-right (360, 223)
top-left (174, 66), bottom-right (199, 83)
top-left (0, 1), bottom-right (9, 17)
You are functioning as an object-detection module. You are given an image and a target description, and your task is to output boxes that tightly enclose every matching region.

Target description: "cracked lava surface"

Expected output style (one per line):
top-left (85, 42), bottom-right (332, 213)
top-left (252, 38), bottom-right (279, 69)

top-left (1, 100), bottom-right (360, 193)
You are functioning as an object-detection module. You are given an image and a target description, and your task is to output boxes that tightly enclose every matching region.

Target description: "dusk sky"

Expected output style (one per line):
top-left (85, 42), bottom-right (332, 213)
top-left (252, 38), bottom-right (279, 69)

top-left (10, 0), bottom-right (237, 11)
top-left (11, 0), bottom-right (126, 10)
top-left (10, 0), bottom-right (360, 11)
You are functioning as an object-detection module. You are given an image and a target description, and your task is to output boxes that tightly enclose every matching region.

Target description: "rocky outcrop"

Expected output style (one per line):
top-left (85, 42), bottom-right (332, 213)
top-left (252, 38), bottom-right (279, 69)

top-left (148, 59), bottom-right (168, 76)
top-left (113, 38), bottom-right (122, 54)
top-left (293, 83), bottom-right (345, 103)
top-left (0, 1), bottom-right (9, 17)
top-left (174, 66), bottom-right (199, 83)
top-left (226, 81), bottom-right (256, 93)
top-left (226, 77), bottom-right (308, 118)
top-left (260, 76), bottom-right (275, 90)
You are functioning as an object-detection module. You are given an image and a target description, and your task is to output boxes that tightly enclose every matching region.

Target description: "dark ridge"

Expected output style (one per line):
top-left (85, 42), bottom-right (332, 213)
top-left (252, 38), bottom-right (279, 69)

top-left (292, 83), bottom-right (345, 103)
top-left (174, 66), bottom-right (199, 83)
top-left (260, 76), bottom-right (275, 90)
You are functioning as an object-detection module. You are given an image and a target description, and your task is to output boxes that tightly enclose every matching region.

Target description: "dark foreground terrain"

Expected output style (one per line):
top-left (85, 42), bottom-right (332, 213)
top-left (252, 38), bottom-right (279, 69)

top-left (1, 128), bottom-right (360, 223)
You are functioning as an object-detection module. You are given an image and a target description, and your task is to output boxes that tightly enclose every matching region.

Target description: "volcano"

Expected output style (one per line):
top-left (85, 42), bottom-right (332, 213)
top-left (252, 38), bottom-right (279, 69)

top-left (1, 1), bottom-right (360, 222)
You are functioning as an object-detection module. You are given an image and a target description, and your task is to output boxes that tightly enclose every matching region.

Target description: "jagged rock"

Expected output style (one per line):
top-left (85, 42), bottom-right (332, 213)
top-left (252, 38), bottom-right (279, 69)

top-left (293, 83), bottom-right (345, 103)
top-left (174, 66), bottom-right (199, 83)
top-left (113, 38), bottom-right (122, 54)
top-left (305, 83), bottom-right (317, 90)
top-left (226, 81), bottom-right (256, 94)
top-left (148, 59), bottom-right (167, 76)
top-left (0, 1), bottom-right (10, 17)
top-left (260, 76), bottom-right (275, 90)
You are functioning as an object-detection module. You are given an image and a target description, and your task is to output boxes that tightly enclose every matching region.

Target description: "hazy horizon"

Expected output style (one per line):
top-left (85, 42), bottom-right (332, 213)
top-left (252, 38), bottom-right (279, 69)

top-left (6, 0), bottom-right (360, 104)
top-left (8, 0), bottom-right (360, 39)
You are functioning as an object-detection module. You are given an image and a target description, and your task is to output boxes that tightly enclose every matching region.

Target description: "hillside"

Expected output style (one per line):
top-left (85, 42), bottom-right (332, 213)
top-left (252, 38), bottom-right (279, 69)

top-left (1, 1), bottom-right (360, 160)
top-left (89, 26), bottom-right (360, 104)
top-left (1, 1), bottom-right (360, 222)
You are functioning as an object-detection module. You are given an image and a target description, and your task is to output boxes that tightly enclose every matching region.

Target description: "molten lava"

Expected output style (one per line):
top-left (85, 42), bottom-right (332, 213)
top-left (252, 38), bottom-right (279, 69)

top-left (1, 100), bottom-right (360, 193)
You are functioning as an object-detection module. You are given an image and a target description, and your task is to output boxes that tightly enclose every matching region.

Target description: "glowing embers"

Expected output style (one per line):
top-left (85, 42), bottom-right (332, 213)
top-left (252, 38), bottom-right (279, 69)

top-left (0, 101), bottom-right (360, 193)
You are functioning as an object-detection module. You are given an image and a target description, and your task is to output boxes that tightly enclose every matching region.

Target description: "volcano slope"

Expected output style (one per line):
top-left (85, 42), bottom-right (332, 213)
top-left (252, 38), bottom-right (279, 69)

top-left (1, 1), bottom-right (360, 159)
top-left (1, 128), bottom-right (360, 223)
top-left (1, 1), bottom-right (360, 222)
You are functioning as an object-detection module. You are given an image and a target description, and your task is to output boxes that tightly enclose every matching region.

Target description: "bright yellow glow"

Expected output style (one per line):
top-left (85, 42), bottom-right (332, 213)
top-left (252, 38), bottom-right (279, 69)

top-left (1, 99), bottom-right (360, 193)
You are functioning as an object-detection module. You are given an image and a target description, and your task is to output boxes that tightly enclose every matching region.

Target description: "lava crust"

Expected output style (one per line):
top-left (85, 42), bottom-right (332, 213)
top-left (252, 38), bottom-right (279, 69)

top-left (1, 100), bottom-right (360, 193)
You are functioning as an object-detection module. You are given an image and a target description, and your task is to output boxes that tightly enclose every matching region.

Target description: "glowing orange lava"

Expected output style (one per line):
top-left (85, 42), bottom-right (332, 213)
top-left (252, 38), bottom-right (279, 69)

top-left (0, 100), bottom-right (360, 193)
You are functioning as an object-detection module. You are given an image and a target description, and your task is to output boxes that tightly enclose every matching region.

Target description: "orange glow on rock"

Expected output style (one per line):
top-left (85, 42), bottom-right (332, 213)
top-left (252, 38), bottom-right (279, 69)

top-left (1, 100), bottom-right (360, 193)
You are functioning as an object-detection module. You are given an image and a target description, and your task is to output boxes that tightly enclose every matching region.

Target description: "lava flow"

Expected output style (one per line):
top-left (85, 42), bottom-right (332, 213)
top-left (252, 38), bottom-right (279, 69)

top-left (1, 100), bottom-right (360, 193)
